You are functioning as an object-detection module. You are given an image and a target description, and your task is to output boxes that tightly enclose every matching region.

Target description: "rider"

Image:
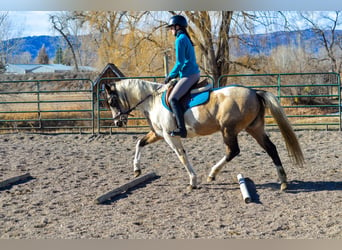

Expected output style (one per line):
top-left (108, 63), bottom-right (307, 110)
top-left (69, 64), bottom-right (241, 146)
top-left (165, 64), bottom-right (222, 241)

top-left (165, 14), bottom-right (201, 138)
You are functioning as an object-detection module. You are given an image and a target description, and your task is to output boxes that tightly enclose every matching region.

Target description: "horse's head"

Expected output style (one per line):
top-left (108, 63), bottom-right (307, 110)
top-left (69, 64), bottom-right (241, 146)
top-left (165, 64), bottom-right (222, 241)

top-left (104, 83), bottom-right (128, 127)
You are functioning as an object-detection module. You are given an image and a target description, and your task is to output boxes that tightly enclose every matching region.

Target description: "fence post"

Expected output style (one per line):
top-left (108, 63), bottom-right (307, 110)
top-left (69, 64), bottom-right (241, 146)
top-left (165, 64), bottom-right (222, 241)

top-left (36, 80), bottom-right (42, 129)
top-left (277, 74), bottom-right (281, 101)
top-left (338, 73), bottom-right (341, 131)
top-left (91, 80), bottom-right (95, 135)
top-left (97, 80), bottom-right (101, 134)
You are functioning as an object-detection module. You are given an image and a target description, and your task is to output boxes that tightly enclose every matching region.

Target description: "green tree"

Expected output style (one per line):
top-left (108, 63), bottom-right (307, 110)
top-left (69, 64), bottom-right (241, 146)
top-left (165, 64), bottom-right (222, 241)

top-left (0, 61), bottom-right (5, 73)
top-left (54, 46), bottom-right (63, 64)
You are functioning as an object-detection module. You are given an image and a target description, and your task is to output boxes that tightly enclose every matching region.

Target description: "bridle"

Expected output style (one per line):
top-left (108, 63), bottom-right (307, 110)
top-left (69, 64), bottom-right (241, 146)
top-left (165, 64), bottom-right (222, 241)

top-left (107, 82), bottom-right (165, 122)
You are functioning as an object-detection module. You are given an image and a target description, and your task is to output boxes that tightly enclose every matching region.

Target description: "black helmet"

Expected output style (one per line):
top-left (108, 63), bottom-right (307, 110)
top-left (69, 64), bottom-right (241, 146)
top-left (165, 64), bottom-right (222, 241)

top-left (167, 15), bottom-right (188, 28)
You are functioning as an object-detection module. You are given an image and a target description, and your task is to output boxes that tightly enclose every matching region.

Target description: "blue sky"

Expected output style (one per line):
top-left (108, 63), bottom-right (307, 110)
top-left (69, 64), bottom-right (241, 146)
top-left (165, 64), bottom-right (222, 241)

top-left (3, 11), bottom-right (342, 39)
top-left (6, 11), bottom-right (55, 38)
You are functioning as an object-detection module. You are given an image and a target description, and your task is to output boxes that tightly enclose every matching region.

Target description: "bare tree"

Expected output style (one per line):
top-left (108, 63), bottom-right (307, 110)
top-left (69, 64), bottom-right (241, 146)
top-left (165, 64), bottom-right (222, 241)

top-left (165, 11), bottom-right (272, 84)
top-left (73, 11), bottom-right (128, 69)
top-left (184, 11), bottom-right (233, 83)
top-left (0, 12), bottom-right (24, 72)
top-left (36, 44), bottom-right (49, 64)
top-left (50, 12), bottom-right (80, 71)
top-left (299, 11), bottom-right (342, 73)
top-left (56, 11), bottom-right (342, 79)
top-left (0, 12), bottom-right (6, 72)
top-left (9, 51), bottom-right (32, 64)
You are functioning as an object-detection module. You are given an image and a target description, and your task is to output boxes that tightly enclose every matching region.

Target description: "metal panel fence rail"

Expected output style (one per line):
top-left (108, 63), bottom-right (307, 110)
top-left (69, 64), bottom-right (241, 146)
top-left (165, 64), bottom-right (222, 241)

top-left (0, 78), bottom-right (95, 134)
top-left (218, 72), bottom-right (341, 130)
top-left (0, 73), bottom-right (340, 134)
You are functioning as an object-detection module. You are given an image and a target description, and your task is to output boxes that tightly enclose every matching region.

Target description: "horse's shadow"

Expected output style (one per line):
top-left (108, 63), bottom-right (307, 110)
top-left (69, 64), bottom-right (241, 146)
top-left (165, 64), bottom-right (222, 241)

top-left (257, 179), bottom-right (342, 194)
top-left (202, 178), bottom-right (262, 204)
top-left (203, 178), bottom-right (342, 204)
top-left (99, 177), bottom-right (341, 205)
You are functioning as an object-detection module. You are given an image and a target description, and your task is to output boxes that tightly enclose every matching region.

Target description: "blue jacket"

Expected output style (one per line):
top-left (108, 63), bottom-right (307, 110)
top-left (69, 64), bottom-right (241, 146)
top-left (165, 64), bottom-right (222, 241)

top-left (168, 31), bottom-right (200, 79)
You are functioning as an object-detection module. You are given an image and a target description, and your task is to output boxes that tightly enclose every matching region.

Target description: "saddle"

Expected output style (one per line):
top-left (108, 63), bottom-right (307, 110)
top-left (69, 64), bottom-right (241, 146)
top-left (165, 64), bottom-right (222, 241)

top-left (162, 78), bottom-right (213, 112)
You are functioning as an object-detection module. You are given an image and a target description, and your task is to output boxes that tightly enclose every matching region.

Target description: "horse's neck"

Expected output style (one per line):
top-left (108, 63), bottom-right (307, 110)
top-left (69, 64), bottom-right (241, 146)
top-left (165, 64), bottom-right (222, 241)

top-left (120, 79), bottom-right (161, 108)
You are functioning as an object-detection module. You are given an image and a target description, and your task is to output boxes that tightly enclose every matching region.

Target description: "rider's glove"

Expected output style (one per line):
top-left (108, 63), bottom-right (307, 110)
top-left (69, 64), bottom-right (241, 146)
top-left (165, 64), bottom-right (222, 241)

top-left (164, 76), bottom-right (172, 84)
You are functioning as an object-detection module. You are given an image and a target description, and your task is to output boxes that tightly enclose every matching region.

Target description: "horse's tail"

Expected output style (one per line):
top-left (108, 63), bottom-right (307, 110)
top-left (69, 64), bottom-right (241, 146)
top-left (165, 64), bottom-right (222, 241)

top-left (256, 90), bottom-right (304, 167)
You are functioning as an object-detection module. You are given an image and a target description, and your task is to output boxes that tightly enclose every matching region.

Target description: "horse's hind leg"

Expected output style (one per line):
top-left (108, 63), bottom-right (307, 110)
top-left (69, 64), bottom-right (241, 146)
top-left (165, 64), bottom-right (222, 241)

top-left (134, 131), bottom-right (162, 177)
top-left (208, 131), bottom-right (240, 182)
top-left (246, 126), bottom-right (287, 191)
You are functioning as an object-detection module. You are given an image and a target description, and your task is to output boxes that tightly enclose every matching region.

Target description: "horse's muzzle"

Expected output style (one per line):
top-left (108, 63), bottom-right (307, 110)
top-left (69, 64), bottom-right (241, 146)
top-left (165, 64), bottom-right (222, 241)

top-left (114, 115), bottom-right (128, 127)
top-left (115, 120), bottom-right (124, 127)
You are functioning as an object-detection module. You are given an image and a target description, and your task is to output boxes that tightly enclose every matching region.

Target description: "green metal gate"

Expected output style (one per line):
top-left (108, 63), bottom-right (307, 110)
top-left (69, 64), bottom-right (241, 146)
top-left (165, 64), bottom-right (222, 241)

top-left (0, 78), bottom-right (95, 134)
top-left (218, 72), bottom-right (341, 130)
top-left (0, 72), bottom-right (340, 134)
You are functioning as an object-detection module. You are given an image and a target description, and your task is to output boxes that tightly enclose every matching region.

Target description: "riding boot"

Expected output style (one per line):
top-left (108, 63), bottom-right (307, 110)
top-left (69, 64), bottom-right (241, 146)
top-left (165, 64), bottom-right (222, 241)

top-left (169, 99), bottom-right (187, 138)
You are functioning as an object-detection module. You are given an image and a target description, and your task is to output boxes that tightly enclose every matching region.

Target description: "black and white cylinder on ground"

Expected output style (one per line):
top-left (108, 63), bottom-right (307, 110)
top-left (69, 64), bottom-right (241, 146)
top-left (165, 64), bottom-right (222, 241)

top-left (237, 173), bottom-right (251, 203)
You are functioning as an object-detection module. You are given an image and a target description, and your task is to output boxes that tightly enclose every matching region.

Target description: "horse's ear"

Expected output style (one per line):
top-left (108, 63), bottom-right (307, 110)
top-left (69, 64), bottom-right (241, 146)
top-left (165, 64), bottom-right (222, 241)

top-left (104, 83), bottom-right (112, 94)
top-left (102, 84), bottom-right (112, 109)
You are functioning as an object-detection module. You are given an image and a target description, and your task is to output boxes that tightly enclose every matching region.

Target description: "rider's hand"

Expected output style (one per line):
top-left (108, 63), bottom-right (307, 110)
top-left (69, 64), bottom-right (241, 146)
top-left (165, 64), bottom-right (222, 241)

top-left (164, 76), bottom-right (171, 84)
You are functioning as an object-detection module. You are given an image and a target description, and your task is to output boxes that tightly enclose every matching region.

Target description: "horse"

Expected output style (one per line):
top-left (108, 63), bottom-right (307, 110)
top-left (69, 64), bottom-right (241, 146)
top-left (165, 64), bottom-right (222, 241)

top-left (103, 78), bottom-right (304, 191)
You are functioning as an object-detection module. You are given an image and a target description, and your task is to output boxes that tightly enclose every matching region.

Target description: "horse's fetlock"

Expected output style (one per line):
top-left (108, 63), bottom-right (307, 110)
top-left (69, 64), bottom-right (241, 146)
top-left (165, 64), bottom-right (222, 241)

top-left (207, 175), bottom-right (215, 182)
top-left (134, 170), bottom-right (141, 178)
top-left (280, 182), bottom-right (288, 191)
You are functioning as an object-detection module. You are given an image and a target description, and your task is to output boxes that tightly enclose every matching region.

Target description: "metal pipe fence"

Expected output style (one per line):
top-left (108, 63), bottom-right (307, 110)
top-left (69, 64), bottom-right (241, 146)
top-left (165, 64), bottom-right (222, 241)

top-left (218, 72), bottom-right (341, 130)
top-left (0, 78), bottom-right (95, 134)
top-left (0, 72), bottom-right (340, 134)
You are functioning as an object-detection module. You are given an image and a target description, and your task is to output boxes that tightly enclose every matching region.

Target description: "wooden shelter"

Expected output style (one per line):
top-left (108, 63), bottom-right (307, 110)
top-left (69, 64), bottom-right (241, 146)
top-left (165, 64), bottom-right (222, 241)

top-left (93, 63), bottom-right (126, 105)
top-left (93, 63), bottom-right (125, 90)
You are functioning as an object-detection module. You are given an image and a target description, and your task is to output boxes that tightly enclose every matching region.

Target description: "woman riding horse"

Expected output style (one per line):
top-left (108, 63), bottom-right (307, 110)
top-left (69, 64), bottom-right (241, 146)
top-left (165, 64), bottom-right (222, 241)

top-left (165, 15), bottom-right (201, 138)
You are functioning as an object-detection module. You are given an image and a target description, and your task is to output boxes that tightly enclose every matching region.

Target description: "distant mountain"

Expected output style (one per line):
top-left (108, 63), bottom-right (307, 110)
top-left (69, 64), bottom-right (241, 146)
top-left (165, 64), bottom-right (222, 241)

top-left (2, 35), bottom-right (65, 60)
top-left (231, 29), bottom-right (342, 57)
top-left (2, 29), bottom-right (341, 62)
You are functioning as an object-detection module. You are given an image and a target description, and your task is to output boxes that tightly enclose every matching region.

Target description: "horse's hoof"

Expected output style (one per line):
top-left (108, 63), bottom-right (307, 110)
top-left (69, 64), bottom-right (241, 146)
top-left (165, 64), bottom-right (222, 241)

top-left (207, 176), bottom-right (215, 182)
top-left (280, 182), bottom-right (288, 191)
top-left (134, 170), bottom-right (141, 178)
top-left (187, 185), bottom-right (197, 191)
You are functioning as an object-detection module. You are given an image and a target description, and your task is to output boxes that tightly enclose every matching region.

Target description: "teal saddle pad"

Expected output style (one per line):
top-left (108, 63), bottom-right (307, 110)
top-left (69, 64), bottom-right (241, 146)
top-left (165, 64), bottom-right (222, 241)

top-left (161, 90), bottom-right (210, 112)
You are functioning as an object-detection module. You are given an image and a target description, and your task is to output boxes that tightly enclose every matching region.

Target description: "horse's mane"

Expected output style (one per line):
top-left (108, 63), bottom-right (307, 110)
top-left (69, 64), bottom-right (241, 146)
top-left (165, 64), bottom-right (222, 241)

top-left (122, 79), bottom-right (166, 97)
top-left (124, 78), bottom-right (163, 91)
top-left (101, 79), bottom-right (165, 109)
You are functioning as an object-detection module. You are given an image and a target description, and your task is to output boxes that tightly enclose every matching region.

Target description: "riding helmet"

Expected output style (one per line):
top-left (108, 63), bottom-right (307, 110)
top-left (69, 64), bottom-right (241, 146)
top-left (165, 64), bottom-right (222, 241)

top-left (167, 15), bottom-right (188, 28)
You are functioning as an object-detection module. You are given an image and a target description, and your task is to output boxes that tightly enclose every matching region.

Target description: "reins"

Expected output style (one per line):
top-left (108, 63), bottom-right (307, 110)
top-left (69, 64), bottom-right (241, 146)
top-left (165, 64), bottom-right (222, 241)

top-left (112, 83), bottom-right (167, 120)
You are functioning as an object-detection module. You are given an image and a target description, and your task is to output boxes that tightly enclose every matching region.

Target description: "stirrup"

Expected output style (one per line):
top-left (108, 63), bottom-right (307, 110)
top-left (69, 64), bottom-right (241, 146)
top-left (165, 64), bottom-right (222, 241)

top-left (169, 128), bottom-right (187, 138)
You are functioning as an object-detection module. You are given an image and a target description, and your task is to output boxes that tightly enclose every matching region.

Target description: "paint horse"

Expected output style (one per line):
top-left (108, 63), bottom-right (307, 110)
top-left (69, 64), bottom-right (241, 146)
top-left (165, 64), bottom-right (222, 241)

top-left (104, 79), bottom-right (304, 191)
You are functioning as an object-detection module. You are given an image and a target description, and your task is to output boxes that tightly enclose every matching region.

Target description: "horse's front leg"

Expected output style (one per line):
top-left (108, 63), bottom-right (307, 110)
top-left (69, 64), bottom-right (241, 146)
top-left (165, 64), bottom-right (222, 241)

top-left (134, 131), bottom-right (162, 177)
top-left (163, 134), bottom-right (197, 190)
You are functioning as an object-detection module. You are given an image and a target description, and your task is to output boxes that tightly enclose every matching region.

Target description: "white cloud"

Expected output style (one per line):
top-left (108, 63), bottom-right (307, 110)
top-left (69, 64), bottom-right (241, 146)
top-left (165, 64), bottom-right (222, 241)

top-left (7, 11), bottom-right (57, 38)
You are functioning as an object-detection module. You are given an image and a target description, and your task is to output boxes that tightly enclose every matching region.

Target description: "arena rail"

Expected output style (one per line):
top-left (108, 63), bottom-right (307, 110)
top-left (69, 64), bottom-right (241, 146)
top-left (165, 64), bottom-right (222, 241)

top-left (0, 78), bottom-right (95, 134)
top-left (218, 72), bottom-right (341, 131)
top-left (0, 73), bottom-right (340, 134)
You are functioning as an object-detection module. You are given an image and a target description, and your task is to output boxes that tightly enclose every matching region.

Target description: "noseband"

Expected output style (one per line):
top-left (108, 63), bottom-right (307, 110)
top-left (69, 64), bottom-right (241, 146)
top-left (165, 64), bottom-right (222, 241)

top-left (108, 83), bottom-right (160, 121)
top-left (107, 89), bottom-right (132, 120)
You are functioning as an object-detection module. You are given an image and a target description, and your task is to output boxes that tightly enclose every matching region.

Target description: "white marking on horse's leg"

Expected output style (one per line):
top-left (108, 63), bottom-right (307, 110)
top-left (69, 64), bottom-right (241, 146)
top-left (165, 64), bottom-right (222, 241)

top-left (132, 131), bottom-right (162, 178)
top-left (275, 165), bottom-right (287, 191)
top-left (208, 156), bottom-right (227, 182)
top-left (163, 134), bottom-right (197, 188)
top-left (178, 153), bottom-right (197, 188)
top-left (133, 139), bottom-right (142, 174)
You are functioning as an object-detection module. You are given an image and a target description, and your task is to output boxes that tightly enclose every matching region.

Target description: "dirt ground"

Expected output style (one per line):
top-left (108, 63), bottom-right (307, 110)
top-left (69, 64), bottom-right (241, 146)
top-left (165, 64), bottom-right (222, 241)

top-left (0, 130), bottom-right (341, 239)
